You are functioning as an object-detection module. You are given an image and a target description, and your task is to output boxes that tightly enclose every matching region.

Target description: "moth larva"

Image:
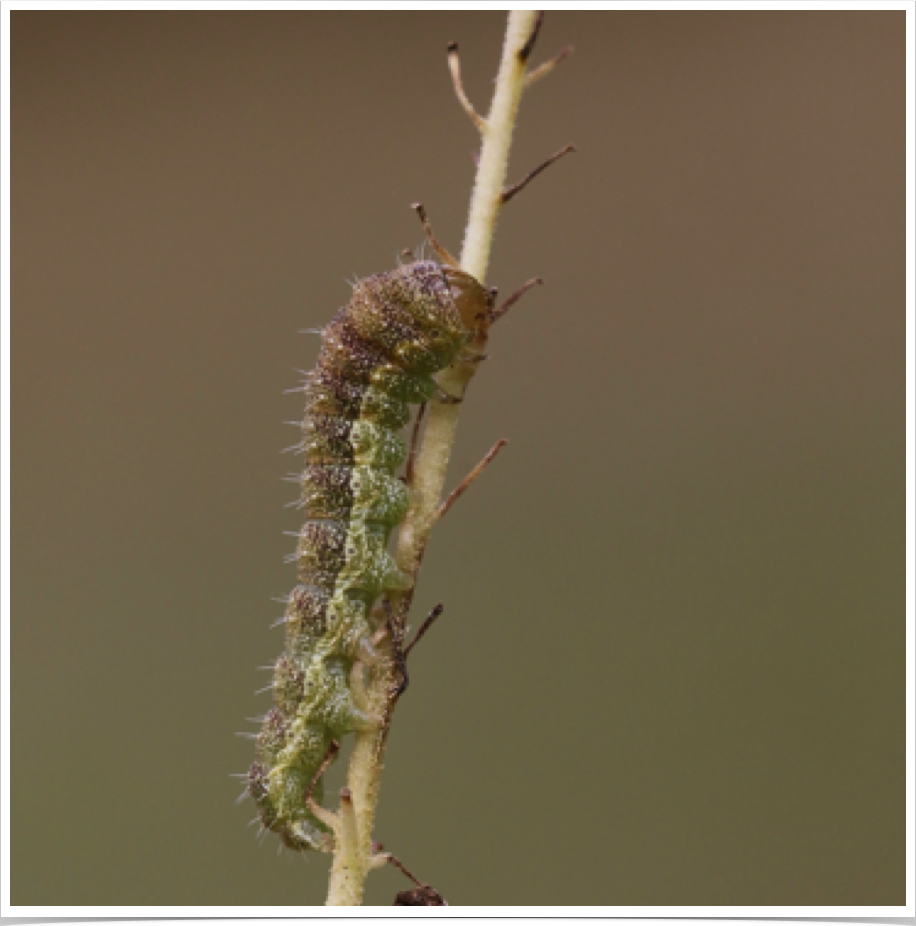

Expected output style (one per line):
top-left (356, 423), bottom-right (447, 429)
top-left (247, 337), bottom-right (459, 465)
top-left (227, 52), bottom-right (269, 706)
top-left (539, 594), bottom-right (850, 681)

top-left (247, 257), bottom-right (492, 851)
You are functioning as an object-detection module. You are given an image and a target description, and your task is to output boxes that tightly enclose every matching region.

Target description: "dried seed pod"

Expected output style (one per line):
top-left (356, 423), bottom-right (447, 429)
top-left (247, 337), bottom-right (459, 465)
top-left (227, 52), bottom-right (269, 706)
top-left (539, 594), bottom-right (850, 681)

top-left (393, 886), bottom-right (448, 906)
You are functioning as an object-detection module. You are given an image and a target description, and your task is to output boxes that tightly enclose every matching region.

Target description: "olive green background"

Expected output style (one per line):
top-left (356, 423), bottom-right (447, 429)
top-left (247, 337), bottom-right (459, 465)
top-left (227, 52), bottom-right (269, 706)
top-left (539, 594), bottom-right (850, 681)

top-left (13, 10), bottom-right (905, 907)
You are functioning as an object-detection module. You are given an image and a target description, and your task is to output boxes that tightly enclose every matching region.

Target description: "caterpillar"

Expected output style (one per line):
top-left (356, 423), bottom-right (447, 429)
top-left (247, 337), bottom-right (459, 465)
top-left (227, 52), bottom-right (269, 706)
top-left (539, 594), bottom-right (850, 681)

top-left (246, 248), bottom-right (493, 851)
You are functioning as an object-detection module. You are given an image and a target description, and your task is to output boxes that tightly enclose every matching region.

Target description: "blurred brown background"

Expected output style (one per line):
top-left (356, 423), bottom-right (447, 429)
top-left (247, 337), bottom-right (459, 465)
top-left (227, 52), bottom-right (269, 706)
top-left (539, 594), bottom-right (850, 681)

top-left (12, 10), bottom-right (904, 907)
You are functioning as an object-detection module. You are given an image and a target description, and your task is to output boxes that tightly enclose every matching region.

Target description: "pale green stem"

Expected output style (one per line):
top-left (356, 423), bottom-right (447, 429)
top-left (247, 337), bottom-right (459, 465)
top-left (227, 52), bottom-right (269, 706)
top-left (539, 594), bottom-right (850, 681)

top-left (325, 11), bottom-right (542, 906)
top-left (399, 9), bottom-right (540, 574)
top-left (325, 790), bottom-right (363, 906)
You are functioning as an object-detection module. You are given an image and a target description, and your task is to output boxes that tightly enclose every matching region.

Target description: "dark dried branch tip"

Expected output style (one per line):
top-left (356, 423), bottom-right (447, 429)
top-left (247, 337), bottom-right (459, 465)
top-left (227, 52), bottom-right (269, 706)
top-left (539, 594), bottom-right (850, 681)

top-left (500, 144), bottom-right (576, 205)
top-left (518, 11), bottom-right (545, 63)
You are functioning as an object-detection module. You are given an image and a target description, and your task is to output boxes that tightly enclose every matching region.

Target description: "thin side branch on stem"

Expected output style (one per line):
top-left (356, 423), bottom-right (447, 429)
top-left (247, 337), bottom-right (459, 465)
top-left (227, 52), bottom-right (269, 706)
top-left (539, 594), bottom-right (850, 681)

top-left (525, 44), bottom-right (573, 88)
top-left (435, 439), bottom-right (508, 523)
top-left (447, 42), bottom-right (488, 133)
top-left (412, 202), bottom-right (460, 269)
top-left (500, 144), bottom-right (576, 205)
top-left (404, 603), bottom-right (445, 659)
top-left (491, 277), bottom-right (544, 324)
top-left (381, 851), bottom-right (423, 886)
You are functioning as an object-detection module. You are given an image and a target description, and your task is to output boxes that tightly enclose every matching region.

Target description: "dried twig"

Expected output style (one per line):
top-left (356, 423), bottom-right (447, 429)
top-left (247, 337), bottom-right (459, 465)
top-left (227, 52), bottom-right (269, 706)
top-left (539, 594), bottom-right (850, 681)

top-left (500, 144), bottom-right (576, 205)
top-left (435, 439), bottom-right (508, 523)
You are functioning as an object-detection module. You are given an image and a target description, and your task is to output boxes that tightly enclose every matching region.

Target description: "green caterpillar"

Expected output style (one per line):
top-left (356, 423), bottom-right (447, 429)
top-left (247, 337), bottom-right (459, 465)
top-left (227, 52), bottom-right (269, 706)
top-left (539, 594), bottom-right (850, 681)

top-left (246, 258), bottom-right (491, 851)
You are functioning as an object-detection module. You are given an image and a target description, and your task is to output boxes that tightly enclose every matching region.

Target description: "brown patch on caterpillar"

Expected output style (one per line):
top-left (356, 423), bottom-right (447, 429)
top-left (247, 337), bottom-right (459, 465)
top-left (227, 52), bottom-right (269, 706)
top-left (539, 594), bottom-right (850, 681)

top-left (301, 415), bottom-right (355, 465)
top-left (247, 762), bottom-right (269, 800)
top-left (345, 287), bottom-right (423, 362)
top-left (246, 762), bottom-right (276, 827)
top-left (321, 316), bottom-right (393, 384)
top-left (273, 655), bottom-right (307, 713)
top-left (256, 707), bottom-right (289, 764)
top-left (296, 521), bottom-right (348, 590)
top-left (300, 465), bottom-right (354, 520)
top-left (303, 366), bottom-right (365, 420)
top-left (285, 584), bottom-right (331, 639)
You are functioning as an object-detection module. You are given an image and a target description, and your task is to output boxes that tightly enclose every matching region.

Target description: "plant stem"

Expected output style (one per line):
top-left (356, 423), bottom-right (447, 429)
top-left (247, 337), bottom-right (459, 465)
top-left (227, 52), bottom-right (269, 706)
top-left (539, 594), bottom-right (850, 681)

top-left (324, 11), bottom-right (541, 906)
top-left (399, 6), bottom-right (540, 592)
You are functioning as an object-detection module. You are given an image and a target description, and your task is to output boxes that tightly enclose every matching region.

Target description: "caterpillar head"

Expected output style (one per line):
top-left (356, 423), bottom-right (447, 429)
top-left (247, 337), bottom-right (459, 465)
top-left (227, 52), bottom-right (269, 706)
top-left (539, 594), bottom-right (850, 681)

top-left (388, 261), bottom-right (493, 371)
top-left (442, 264), bottom-right (494, 344)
